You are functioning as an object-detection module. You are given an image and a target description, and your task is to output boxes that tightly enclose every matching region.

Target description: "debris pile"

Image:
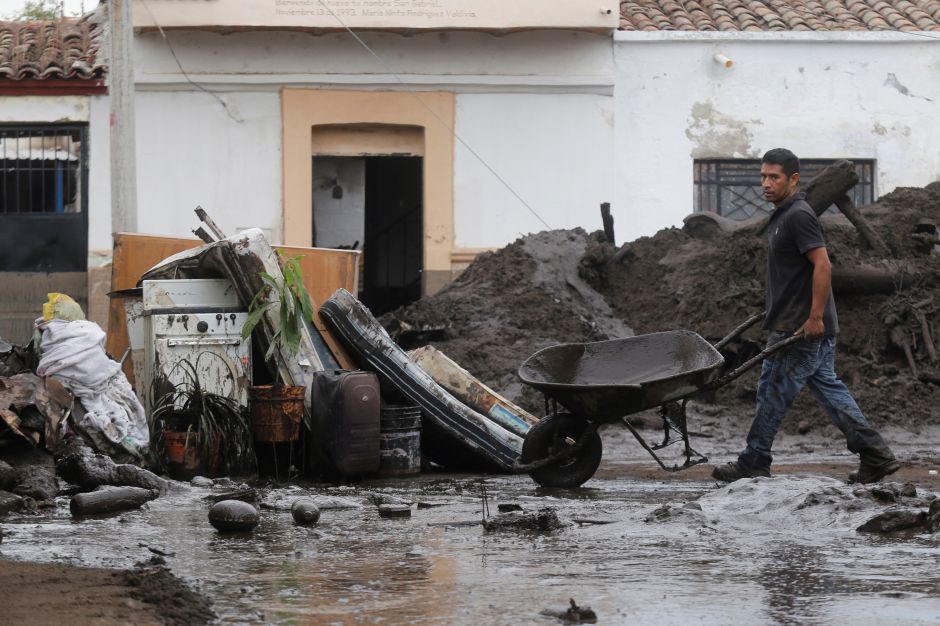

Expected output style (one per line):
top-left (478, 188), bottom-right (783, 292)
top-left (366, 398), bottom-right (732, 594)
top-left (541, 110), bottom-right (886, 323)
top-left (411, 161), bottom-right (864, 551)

top-left (386, 184), bottom-right (940, 431)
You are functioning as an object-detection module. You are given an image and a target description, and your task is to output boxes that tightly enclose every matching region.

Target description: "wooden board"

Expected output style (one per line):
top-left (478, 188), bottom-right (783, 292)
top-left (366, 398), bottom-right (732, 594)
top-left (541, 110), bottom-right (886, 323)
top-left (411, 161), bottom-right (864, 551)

top-left (105, 233), bottom-right (360, 386)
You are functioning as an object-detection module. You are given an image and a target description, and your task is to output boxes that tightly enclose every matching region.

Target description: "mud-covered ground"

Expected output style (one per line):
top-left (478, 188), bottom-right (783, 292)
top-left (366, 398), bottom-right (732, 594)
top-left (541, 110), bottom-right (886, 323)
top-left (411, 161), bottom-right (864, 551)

top-left (0, 560), bottom-right (214, 626)
top-left (1, 418), bottom-right (938, 625)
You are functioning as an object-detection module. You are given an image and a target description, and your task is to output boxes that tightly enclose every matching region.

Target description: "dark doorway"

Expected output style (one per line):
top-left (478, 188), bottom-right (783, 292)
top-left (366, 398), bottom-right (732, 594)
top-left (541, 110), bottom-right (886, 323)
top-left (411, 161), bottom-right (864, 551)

top-left (363, 156), bottom-right (423, 315)
top-left (313, 155), bottom-right (423, 316)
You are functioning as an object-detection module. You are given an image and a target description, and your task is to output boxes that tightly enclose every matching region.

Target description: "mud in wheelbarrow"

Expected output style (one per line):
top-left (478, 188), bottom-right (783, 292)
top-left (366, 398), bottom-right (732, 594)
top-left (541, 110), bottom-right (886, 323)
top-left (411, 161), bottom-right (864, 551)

top-left (515, 315), bottom-right (801, 488)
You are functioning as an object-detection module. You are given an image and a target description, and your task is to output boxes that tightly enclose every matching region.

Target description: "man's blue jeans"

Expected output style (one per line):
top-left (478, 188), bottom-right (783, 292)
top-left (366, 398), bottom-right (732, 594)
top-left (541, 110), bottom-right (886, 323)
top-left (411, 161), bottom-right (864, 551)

top-left (738, 332), bottom-right (894, 471)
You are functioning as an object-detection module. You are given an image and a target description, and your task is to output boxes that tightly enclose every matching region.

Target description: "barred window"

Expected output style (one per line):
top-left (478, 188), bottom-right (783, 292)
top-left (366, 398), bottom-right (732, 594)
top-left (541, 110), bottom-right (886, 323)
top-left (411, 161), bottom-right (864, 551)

top-left (693, 159), bottom-right (875, 220)
top-left (0, 124), bottom-right (86, 214)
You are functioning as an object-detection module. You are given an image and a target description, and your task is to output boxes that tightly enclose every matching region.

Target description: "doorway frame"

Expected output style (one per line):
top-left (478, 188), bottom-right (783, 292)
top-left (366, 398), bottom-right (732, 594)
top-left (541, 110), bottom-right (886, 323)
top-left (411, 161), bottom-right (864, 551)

top-left (282, 89), bottom-right (455, 296)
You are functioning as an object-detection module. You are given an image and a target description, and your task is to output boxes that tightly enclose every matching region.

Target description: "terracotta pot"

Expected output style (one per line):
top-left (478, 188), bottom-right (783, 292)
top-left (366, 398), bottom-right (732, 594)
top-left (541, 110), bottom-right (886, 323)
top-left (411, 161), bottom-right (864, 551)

top-left (163, 428), bottom-right (200, 479)
top-left (249, 385), bottom-right (305, 443)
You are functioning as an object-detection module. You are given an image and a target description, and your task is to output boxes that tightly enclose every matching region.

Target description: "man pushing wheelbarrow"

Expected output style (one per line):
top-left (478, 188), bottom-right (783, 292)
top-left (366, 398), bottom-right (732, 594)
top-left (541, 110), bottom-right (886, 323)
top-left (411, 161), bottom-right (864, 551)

top-left (711, 148), bottom-right (898, 485)
top-left (516, 150), bottom-right (898, 488)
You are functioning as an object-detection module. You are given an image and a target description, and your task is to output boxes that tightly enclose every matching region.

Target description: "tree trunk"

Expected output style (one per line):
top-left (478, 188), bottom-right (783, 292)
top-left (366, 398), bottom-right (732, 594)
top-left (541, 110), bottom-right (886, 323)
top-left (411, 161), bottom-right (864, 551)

top-left (834, 195), bottom-right (890, 256)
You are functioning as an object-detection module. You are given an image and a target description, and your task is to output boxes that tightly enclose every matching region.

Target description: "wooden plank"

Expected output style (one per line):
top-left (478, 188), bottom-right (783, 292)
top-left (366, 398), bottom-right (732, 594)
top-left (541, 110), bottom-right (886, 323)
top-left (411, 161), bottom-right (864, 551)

top-left (106, 234), bottom-right (361, 385)
top-left (105, 234), bottom-right (202, 384)
top-left (278, 245), bottom-right (360, 370)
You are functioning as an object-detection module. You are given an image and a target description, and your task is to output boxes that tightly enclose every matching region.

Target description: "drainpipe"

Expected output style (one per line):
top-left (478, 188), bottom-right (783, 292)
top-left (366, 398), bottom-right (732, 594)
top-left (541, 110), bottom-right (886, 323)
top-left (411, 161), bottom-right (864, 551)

top-left (109, 0), bottom-right (139, 233)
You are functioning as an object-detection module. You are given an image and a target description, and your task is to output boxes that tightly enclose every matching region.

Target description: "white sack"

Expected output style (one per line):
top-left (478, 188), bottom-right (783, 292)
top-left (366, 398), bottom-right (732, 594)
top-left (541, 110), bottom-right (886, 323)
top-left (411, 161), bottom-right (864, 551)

top-left (37, 319), bottom-right (150, 453)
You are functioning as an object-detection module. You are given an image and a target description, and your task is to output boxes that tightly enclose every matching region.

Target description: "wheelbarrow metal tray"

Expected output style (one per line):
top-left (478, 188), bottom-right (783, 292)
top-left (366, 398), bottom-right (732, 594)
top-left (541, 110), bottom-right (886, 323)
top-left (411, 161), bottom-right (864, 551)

top-left (518, 331), bottom-right (724, 422)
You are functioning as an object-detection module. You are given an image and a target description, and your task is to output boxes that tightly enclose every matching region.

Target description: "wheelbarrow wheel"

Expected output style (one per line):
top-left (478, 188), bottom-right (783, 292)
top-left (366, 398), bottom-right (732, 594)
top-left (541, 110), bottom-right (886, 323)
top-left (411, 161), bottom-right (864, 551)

top-left (521, 413), bottom-right (603, 488)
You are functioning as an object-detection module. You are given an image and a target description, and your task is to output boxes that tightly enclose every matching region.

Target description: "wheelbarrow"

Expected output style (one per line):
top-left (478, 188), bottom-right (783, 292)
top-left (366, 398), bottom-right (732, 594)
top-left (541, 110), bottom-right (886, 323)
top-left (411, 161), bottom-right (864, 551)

top-left (514, 313), bottom-right (802, 488)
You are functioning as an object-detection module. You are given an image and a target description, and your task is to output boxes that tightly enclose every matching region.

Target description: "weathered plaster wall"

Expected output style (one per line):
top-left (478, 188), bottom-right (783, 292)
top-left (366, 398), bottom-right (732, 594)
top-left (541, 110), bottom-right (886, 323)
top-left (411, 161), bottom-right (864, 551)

top-left (453, 92), bottom-right (615, 248)
top-left (133, 29), bottom-right (615, 253)
top-left (614, 32), bottom-right (940, 241)
top-left (134, 90), bottom-right (283, 242)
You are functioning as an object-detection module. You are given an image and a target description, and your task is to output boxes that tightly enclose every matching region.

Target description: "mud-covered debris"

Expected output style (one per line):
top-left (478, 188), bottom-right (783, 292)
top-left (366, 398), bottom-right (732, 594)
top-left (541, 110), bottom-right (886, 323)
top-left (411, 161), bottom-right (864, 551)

top-left (366, 492), bottom-right (413, 507)
top-left (900, 483), bottom-right (918, 498)
top-left (190, 476), bottom-right (213, 488)
top-left (645, 502), bottom-right (706, 524)
top-left (0, 490), bottom-right (25, 516)
top-left (378, 504), bottom-right (411, 519)
top-left (291, 499), bottom-right (321, 525)
top-left (0, 460), bottom-right (14, 490)
top-left (70, 486), bottom-right (159, 516)
top-left (497, 503), bottom-right (523, 512)
top-left (55, 440), bottom-right (168, 494)
top-left (540, 598), bottom-right (598, 624)
top-left (208, 500), bottom-right (260, 532)
top-left (797, 420), bottom-right (813, 435)
top-left (870, 487), bottom-right (898, 503)
top-left (204, 488), bottom-right (258, 505)
top-left (482, 507), bottom-right (566, 532)
top-left (11, 465), bottom-right (58, 501)
top-left (857, 508), bottom-right (927, 534)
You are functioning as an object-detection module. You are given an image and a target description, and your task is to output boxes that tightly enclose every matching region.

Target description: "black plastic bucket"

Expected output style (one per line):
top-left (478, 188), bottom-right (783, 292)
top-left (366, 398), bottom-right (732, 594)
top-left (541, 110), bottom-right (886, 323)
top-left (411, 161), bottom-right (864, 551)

top-left (379, 405), bottom-right (421, 477)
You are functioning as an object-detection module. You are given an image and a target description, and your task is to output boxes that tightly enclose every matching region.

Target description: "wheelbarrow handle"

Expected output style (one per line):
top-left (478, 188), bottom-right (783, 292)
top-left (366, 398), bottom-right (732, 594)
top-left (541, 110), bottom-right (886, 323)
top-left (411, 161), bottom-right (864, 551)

top-left (712, 312), bottom-right (766, 352)
top-left (704, 333), bottom-right (805, 391)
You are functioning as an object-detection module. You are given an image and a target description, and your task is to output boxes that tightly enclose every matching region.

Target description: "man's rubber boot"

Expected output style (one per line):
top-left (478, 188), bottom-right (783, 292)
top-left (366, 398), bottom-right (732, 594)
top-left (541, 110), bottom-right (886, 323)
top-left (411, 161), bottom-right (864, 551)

top-left (848, 458), bottom-right (901, 484)
top-left (711, 462), bottom-right (772, 483)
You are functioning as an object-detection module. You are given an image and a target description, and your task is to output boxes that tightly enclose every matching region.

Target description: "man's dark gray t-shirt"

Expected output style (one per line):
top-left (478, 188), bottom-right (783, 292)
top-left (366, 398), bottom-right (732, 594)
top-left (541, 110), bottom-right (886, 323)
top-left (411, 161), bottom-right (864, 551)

top-left (764, 192), bottom-right (839, 336)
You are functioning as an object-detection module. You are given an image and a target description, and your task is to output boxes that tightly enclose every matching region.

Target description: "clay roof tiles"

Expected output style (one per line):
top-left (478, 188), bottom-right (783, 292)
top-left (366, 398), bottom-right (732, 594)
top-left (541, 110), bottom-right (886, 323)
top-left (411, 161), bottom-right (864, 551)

top-left (620, 0), bottom-right (940, 31)
top-left (0, 9), bottom-right (106, 81)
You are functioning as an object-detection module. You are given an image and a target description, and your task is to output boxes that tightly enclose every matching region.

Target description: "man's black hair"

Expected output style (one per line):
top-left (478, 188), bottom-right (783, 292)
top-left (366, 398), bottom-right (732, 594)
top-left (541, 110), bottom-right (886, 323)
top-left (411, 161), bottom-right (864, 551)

top-left (762, 148), bottom-right (800, 178)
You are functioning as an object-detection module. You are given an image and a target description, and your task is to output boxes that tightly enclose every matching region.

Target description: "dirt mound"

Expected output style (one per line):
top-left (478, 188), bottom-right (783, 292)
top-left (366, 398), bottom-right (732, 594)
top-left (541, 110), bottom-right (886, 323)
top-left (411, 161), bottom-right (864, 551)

top-left (591, 185), bottom-right (940, 430)
top-left (385, 185), bottom-right (940, 431)
top-left (381, 229), bottom-right (631, 409)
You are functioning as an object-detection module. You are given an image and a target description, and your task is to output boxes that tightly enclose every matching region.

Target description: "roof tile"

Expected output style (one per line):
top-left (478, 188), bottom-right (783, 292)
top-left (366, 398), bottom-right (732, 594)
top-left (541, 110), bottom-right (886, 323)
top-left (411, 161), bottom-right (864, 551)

top-left (0, 8), bottom-right (105, 81)
top-left (620, 0), bottom-right (940, 31)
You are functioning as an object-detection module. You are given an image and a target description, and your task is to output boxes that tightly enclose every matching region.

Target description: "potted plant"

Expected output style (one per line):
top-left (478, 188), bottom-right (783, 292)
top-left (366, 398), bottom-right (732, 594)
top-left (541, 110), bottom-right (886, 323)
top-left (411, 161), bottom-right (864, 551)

top-left (150, 357), bottom-right (255, 479)
top-left (241, 252), bottom-right (312, 444)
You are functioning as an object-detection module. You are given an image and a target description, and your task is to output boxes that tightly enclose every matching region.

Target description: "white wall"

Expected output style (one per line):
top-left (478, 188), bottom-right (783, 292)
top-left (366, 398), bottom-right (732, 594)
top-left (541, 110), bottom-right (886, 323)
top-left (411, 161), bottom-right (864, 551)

top-left (454, 93), bottom-right (615, 247)
top-left (614, 32), bottom-right (940, 242)
top-left (134, 90), bottom-right (282, 242)
top-left (133, 29), bottom-right (615, 249)
top-left (311, 157), bottom-right (365, 249)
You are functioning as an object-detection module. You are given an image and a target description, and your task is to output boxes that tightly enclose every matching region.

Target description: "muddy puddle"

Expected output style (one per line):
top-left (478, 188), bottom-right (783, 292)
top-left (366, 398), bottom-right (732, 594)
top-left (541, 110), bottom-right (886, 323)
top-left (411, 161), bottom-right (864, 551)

top-left (3, 457), bottom-right (940, 625)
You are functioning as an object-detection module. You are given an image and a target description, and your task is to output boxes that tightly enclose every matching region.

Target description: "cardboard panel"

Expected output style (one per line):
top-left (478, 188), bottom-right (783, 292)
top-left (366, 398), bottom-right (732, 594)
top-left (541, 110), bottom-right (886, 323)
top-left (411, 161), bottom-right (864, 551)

top-left (106, 233), bottom-right (360, 387)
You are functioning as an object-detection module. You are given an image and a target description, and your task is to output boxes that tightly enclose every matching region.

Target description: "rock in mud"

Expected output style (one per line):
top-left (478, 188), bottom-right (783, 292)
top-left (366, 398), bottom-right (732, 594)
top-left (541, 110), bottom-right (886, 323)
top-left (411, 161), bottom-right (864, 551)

top-left (378, 504), bottom-right (411, 519)
top-left (55, 441), bottom-right (168, 494)
top-left (0, 490), bottom-right (25, 516)
top-left (797, 420), bottom-right (812, 435)
top-left (498, 503), bottom-right (523, 513)
top-left (70, 486), bottom-right (159, 516)
top-left (191, 476), bottom-right (213, 488)
top-left (482, 507), bottom-right (566, 532)
top-left (209, 500), bottom-right (260, 532)
top-left (12, 465), bottom-right (58, 501)
top-left (857, 509), bottom-right (928, 534)
top-left (291, 500), bottom-right (321, 525)
top-left (900, 483), bottom-right (918, 498)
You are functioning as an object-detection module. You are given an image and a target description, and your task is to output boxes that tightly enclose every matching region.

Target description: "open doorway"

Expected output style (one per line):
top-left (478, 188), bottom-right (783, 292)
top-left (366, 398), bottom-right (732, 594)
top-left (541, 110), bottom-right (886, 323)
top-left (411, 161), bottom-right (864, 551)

top-left (312, 155), bottom-right (423, 315)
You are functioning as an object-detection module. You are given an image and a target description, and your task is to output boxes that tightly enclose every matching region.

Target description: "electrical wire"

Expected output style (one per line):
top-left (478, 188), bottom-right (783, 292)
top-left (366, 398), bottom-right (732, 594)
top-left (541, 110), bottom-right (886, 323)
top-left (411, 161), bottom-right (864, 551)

top-left (139, 0), bottom-right (244, 123)
top-left (314, 0), bottom-right (552, 231)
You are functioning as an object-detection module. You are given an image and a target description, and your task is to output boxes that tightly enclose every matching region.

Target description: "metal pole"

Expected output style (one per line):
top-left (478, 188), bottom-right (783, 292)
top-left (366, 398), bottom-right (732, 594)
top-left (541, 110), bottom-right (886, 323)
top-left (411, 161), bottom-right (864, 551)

top-left (109, 0), bottom-right (138, 233)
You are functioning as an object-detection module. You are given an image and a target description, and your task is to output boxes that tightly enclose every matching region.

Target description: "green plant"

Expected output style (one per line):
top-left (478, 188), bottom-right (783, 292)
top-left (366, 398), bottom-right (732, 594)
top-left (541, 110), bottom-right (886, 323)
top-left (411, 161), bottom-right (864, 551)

top-left (150, 355), bottom-right (255, 475)
top-left (241, 252), bottom-right (313, 379)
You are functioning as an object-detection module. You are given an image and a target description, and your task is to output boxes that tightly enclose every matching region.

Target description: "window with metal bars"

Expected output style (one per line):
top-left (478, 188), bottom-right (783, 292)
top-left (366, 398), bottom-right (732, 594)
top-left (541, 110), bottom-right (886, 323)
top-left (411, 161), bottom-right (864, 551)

top-left (0, 124), bottom-right (87, 214)
top-left (693, 159), bottom-right (875, 220)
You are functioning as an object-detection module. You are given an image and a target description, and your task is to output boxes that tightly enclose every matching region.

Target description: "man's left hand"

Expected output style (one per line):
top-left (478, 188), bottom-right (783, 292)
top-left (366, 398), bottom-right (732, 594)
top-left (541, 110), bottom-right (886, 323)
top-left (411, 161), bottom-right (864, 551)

top-left (796, 315), bottom-right (825, 340)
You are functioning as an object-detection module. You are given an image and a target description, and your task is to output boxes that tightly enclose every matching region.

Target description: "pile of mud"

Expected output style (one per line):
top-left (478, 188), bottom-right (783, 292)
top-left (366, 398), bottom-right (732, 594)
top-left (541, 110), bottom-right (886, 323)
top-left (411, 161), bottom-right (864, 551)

top-left (386, 184), bottom-right (940, 432)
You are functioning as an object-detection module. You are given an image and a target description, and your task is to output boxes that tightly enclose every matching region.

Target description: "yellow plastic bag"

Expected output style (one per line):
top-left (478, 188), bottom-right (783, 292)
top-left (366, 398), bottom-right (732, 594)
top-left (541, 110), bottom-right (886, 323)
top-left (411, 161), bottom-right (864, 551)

top-left (42, 293), bottom-right (85, 321)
